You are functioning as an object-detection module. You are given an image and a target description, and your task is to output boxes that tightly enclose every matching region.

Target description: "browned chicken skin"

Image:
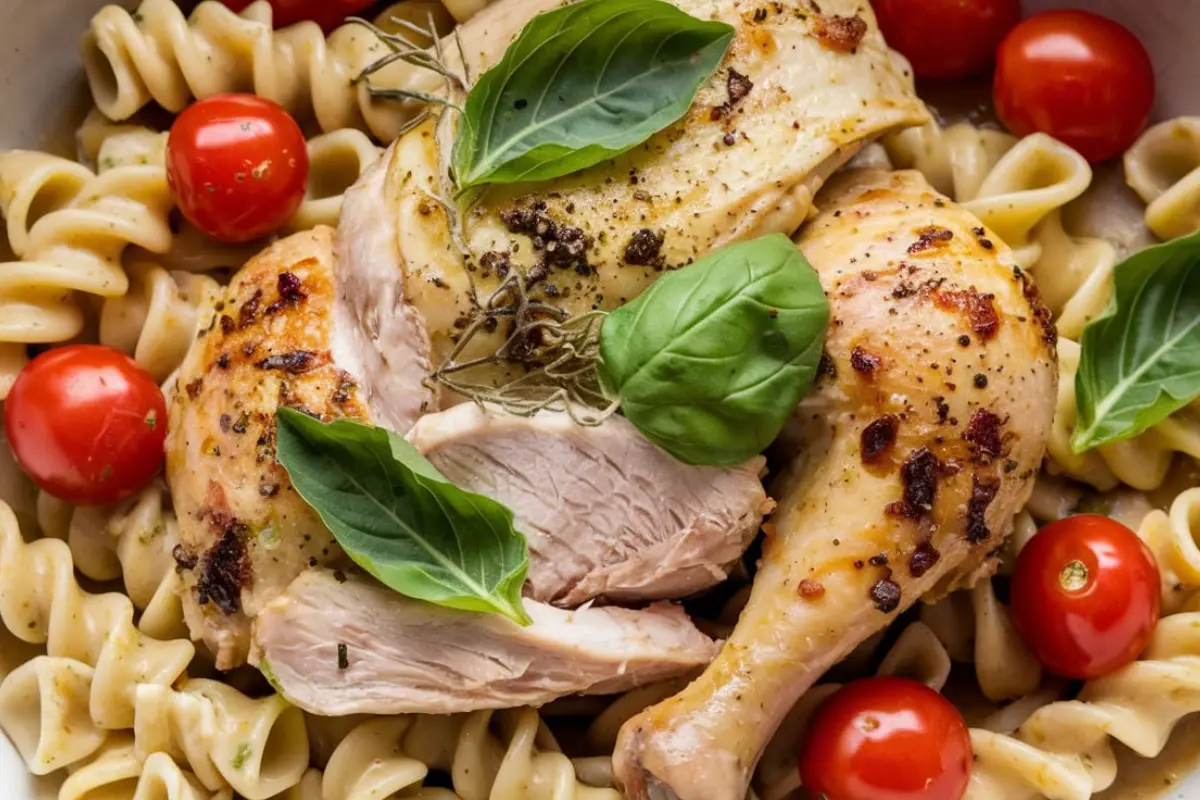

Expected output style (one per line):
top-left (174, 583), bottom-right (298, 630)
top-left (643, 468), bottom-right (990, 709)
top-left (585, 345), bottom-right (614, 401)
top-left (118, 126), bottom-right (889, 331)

top-left (613, 170), bottom-right (1058, 800)
top-left (165, 228), bottom-right (365, 667)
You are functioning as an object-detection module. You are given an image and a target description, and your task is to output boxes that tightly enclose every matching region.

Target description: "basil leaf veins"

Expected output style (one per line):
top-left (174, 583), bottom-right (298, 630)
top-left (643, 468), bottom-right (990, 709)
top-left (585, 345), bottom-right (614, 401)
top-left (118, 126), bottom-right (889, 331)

top-left (596, 233), bottom-right (829, 466)
top-left (451, 0), bottom-right (734, 190)
top-left (274, 408), bottom-right (532, 625)
top-left (1072, 229), bottom-right (1200, 452)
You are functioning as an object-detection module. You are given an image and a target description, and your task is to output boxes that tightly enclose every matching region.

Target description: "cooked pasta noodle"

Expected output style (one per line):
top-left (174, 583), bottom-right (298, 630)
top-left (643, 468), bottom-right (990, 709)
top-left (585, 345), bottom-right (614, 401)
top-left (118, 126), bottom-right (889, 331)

top-left (37, 481), bottom-right (189, 641)
top-left (967, 611), bottom-right (1200, 800)
top-left (132, 680), bottom-right (308, 799)
top-left (81, 0), bottom-right (451, 141)
top-left (58, 735), bottom-right (234, 800)
top-left (1125, 117), bottom-right (1200, 240)
top-left (0, 147), bottom-right (173, 398)
top-left (0, 500), bottom-right (194, 733)
top-left (0, 657), bottom-right (107, 774)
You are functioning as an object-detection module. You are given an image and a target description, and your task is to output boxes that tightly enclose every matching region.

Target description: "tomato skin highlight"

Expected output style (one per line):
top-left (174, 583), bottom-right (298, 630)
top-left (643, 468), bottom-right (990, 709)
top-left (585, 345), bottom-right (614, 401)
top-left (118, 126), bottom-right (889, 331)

top-left (1010, 515), bottom-right (1161, 680)
top-left (993, 10), bottom-right (1155, 163)
top-left (799, 676), bottom-right (972, 800)
top-left (4, 346), bottom-right (168, 506)
top-left (167, 94), bottom-right (309, 244)
top-left (872, 0), bottom-right (1021, 80)
top-left (218, 0), bottom-right (376, 30)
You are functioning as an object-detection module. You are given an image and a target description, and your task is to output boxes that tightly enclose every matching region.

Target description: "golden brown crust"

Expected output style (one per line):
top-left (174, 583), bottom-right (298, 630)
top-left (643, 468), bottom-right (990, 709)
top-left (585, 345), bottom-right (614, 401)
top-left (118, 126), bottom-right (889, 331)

top-left (165, 227), bottom-right (369, 668)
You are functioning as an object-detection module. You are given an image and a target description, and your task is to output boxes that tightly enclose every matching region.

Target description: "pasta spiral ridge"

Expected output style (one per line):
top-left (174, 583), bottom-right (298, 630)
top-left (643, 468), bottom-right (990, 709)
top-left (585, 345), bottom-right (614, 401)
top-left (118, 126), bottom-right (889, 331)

top-left (317, 709), bottom-right (621, 800)
top-left (82, 0), bottom-right (436, 141)
top-left (131, 680), bottom-right (309, 800)
top-left (967, 611), bottom-right (1200, 800)
top-left (0, 145), bottom-right (174, 395)
top-left (36, 481), bottom-right (189, 641)
top-left (0, 500), bottom-right (194, 766)
top-left (1125, 116), bottom-right (1200, 240)
top-left (59, 735), bottom-right (234, 800)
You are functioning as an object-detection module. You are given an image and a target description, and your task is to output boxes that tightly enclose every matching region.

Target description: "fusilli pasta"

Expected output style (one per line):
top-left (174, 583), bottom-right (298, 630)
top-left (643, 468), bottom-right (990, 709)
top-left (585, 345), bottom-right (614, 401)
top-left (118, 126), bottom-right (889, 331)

top-left (58, 735), bottom-right (234, 800)
top-left (967, 611), bottom-right (1200, 800)
top-left (82, 0), bottom-right (448, 141)
top-left (0, 499), bottom-right (194, 737)
top-left (1125, 116), bottom-right (1200, 240)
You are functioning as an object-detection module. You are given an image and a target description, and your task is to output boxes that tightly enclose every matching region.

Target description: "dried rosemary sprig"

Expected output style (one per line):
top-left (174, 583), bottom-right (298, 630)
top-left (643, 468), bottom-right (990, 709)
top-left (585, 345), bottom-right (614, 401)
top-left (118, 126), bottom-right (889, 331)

top-left (426, 269), bottom-right (618, 426)
top-left (348, 13), bottom-right (470, 112)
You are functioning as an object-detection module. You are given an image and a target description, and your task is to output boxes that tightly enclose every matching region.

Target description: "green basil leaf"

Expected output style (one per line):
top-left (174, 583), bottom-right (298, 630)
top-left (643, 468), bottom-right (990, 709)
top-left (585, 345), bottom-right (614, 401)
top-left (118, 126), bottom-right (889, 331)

top-left (1072, 230), bottom-right (1200, 452)
top-left (274, 408), bottom-right (531, 625)
top-left (596, 233), bottom-right (829, 466)
top-left (451, 0), bottom-right (734, 190)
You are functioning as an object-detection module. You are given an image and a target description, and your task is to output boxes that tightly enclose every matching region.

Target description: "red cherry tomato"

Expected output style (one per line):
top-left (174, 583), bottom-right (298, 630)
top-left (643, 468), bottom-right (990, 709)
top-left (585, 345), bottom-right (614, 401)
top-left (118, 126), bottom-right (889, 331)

top-left (167, 94), bottom-right (309, 244)
top-left (872, 0), bottom-right (1021, 80)
top-left (4, 346), bottom-right (168, 506)
top-left (993, 10), bottom-right (1155, 163)
top-left (799, 676), bottom-right (972, 800)
top-left (219, 0), bottom-right (376, 31)
top-left (1010, 515), bottom-right (1161, 680)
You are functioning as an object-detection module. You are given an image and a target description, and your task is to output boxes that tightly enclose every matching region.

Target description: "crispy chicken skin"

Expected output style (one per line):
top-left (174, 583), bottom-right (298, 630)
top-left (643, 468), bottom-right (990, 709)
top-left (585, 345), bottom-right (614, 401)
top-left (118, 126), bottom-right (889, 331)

top-left (165, 228), bottom-right (365, 668)
top-left (613, 170), bottom-right (1059, 800)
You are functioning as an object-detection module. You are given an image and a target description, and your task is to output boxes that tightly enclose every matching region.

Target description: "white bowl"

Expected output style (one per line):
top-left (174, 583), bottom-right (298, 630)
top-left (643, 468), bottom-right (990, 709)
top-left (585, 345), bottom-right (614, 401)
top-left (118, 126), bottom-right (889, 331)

top-left (1, 1), bottom-right (1198, 798)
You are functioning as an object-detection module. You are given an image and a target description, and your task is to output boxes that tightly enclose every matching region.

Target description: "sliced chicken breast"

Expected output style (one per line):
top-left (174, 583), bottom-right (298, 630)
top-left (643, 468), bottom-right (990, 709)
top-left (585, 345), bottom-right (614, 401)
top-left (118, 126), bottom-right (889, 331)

top-left (250, 570), bottom-right (718, 715)
top-left (408, 404), bottom-right (773, 606)
top-left (614, 170), bottom-right (1059, 800)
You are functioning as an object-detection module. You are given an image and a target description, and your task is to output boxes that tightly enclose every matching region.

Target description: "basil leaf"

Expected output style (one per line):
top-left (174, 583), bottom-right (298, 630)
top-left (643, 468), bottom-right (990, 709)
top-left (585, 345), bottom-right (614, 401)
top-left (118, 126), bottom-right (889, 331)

top-left (451, 0), bottom-right (734, 190)
top-left (274, 408), bottom-right (531, 625)
top-left (1072, 230), bottom-right (1200, 452)
top-left (597, 233), bottom-right (829, 466)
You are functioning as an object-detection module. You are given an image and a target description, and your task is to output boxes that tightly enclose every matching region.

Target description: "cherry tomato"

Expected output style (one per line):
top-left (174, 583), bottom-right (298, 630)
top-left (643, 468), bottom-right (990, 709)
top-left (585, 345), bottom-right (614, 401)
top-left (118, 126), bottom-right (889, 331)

top-left (1010, 515), bottom-right (1160, 680)
top-left (167, 94), bottom-right (309, 244)
top-left (872, 0), bottom-right (1021, 80)
top-left (799, 676), bottom-right (972, 800)
top-left (219, 0), bottom-right (376, 31)
top-left (4, 346), bottom-right (168, 506)
top-left (993, 10), bottom-right (1155, 163)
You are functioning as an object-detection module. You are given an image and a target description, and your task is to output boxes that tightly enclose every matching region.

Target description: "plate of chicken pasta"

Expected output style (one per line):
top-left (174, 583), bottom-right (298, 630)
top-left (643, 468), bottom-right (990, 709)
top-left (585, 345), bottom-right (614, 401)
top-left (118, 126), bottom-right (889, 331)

top-left (3, 0), bottom-right (1200, 798)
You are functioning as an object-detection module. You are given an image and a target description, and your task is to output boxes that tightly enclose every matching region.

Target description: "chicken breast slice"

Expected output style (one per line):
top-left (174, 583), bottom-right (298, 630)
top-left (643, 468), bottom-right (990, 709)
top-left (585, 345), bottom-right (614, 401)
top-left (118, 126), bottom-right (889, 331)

top-left (250, 570), bottom-right (718, 715)
top-left (613, 170), bottom-right (1059, 800)
top-left (338, 0), bottom-right (930, 402)
top-left (408, 404), bottom-right (773, 606)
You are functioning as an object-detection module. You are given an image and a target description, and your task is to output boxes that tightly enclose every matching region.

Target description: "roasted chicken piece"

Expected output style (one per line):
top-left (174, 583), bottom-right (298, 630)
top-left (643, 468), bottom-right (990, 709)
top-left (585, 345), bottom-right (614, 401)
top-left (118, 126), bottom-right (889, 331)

top-left (613, 170), bottom-right (1059, 800)
top-left (251, 569), bottom-right (718, 715)
top-left (168, 0), bottom-right (927, 667)
top-left (408, 404), bottom-right (773, 606)
top-left (165, 228), bottom-right (374, 667)
top-left (338, 0), bottom-right (930, 403)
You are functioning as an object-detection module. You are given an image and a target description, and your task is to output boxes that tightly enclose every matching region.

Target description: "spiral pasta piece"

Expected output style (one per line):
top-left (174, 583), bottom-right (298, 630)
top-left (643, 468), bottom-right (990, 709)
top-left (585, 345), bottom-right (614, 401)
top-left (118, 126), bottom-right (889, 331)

top-left (0, 145), bottom-right (174, 397)
top-left (0, 656), bottom-right (108, 775)
top-left (316, 709), bottom-right (619, 800)
top-left (82, 0), bottom-right (447, 141)
top-left (883, 121), bottom-right (1017, 202)
top-left (1048, 339), bottom-right (1200, 492)
top-left (132, 680), bottom-right (309, 800)
top-left (58, 735), bottom-right (234, 800)
top-left (0, 500), bottom-right (194, 732)
top-left (1125, 117), bottom-right (1200, 240)
top-left (967, 611), bottom-right (1200, 800)
top-left (37, 481), bottom-right (189, 641)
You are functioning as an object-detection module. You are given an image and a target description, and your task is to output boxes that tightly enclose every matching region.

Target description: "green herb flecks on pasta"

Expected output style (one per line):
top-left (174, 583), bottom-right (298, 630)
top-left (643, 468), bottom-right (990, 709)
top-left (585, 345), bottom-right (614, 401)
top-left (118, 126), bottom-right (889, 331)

top-left (274, 409), bottom-right (532, 625)
top-left (451, 0), bottom-right (734, 190)
top-left (1073, 229), bottom-right (1200, 452)
top-left (597, 233), bottom-right (829, 466)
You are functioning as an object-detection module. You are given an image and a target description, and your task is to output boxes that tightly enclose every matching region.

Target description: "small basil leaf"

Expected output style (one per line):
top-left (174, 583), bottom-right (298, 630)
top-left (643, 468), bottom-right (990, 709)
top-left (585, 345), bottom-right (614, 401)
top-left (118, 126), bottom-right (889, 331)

top-left (1072, 229), bottom-right (1200, 452)
top-left (597, 233), bottom-right (829, 466)
top-left (274, 408), bottom-right (531, 625)
top-left (451, 0), bottom-right (734, 190)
